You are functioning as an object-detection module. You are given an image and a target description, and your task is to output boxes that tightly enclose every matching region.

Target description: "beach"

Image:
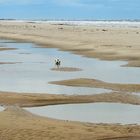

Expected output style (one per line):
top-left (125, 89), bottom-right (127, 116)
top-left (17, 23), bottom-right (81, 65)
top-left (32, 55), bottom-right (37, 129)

top-left (0, 21), bottom-right (140, 67)
top-left (0, 20), bottom-right (140, 140)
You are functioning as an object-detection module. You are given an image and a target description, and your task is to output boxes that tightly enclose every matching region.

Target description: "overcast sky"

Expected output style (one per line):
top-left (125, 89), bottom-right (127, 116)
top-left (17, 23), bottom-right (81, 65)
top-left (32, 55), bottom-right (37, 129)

top-left (0, 0), bottom-right (139, 20)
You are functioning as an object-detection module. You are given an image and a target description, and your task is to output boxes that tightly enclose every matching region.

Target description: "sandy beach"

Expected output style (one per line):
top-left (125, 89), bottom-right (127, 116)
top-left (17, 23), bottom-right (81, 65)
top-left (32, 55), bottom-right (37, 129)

top-left (0, 20), bottom-right (140, 139)
top-left (0, 21), bottom-right (140, 67)
top-left (1, 106), bottom-right (140, 140)
top-left (0, 92), bottom-right (140, 140)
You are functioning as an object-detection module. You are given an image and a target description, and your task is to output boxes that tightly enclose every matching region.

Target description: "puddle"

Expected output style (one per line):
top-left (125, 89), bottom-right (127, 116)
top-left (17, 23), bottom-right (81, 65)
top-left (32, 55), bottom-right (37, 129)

top-left (131, 92), bottom-right (140, 96)
top-left (42, 84), bottom-right (110, 95)
top-left (0, 39), bottom-right (140, 94)
top-left (0, 106), bottom-right (4, 112)
top-left (25, 103), bottom-right (140, 124)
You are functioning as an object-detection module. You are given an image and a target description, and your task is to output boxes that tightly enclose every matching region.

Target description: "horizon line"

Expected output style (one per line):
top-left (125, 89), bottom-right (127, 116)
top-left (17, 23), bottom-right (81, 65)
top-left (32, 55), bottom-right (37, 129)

top-left (1, 18), bottom-right (140, 21)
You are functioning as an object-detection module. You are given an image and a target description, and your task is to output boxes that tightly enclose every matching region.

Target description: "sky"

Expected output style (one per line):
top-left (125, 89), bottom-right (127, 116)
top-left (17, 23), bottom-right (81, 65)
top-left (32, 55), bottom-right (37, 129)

top-left (0, 0), bottom-right (140, 20)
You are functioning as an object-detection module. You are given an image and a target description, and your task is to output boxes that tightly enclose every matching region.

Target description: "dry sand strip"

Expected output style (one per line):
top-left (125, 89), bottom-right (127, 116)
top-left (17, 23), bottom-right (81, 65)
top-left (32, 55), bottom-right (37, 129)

top-left (0, 21), bottom-right (140, 67)
top-left (0, 106), bottom-right (139, 140)
top-left (0, 91), bottom-right (140, 107)
top-left (0, 62), bottom-right (21, 65)
top-left (50, 78), bottom-right (140, 93)
top-left (99, 136), bottom-right (140, 140)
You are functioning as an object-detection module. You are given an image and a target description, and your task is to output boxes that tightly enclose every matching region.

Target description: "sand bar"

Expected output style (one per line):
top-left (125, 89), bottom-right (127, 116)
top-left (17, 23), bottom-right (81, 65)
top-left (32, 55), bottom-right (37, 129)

top-left (0, 91), bottom-right (140, 107)
top-left (0, 47), bottom-right (17, 51)
top-left (51, 67), bottom-right (82, 72)
top-left (50, 78), bottom-right (140, 93)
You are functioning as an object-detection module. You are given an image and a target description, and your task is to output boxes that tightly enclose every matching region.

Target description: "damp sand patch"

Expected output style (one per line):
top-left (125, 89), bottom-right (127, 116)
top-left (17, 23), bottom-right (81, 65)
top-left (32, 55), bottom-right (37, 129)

top-left (51, 67), bottom-right (82, 72)
top-left (0, 62), bottom-right (22, 65)
top-left (0, 47), bottom-right (17, 51)
top-left (19, 52), bottom-right (31, 55)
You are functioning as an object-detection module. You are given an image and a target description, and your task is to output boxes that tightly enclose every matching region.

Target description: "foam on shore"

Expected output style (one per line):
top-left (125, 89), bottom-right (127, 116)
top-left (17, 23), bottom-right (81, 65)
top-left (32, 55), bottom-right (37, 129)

top-left (1, 20), bottom-right (140, 27)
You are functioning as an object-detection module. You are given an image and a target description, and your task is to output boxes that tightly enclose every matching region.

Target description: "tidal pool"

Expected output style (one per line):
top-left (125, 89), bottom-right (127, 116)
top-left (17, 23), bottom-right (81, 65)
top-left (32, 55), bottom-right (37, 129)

top-left (25, 103), bottom-right (140, 124)
top-left (0, 39), bottom-right (140, 94)
top-left (0, 106), bottom-right (4, 112)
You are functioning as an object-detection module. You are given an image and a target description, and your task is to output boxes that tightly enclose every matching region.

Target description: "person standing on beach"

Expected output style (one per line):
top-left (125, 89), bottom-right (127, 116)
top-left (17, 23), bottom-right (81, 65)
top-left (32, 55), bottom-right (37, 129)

top-left (55, 58), bottom-right (61, 68)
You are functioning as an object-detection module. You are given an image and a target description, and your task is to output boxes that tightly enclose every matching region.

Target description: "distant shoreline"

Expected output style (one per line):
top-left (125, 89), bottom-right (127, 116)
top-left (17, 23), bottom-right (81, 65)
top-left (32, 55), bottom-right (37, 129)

top-left (1, 19), bottom-right (140, 27)
top-left (1, 19), bottom-right (140, 21)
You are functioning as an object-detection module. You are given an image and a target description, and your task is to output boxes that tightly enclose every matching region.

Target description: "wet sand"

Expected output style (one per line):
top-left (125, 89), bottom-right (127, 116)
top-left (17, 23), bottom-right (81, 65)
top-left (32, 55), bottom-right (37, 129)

top-left (50, 78), bottom-right (140, 93)
top-left (0, 62), bottom-right (21, 65)
top-left (51, 67), bottom-right (82, 72)
top-left (0, 47), bottom-right (17, 51)
top-left (0, 21), bottom-right (140, 139)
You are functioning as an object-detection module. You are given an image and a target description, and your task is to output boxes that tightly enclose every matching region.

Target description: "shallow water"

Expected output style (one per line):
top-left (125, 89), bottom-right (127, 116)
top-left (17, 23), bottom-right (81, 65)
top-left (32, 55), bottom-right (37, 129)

top-left (25, 103), bottom-right (140, 124)
top-left (0, 39), bottom-right (140, 94)
top-left (0, 106), bottom-right (4, 112)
